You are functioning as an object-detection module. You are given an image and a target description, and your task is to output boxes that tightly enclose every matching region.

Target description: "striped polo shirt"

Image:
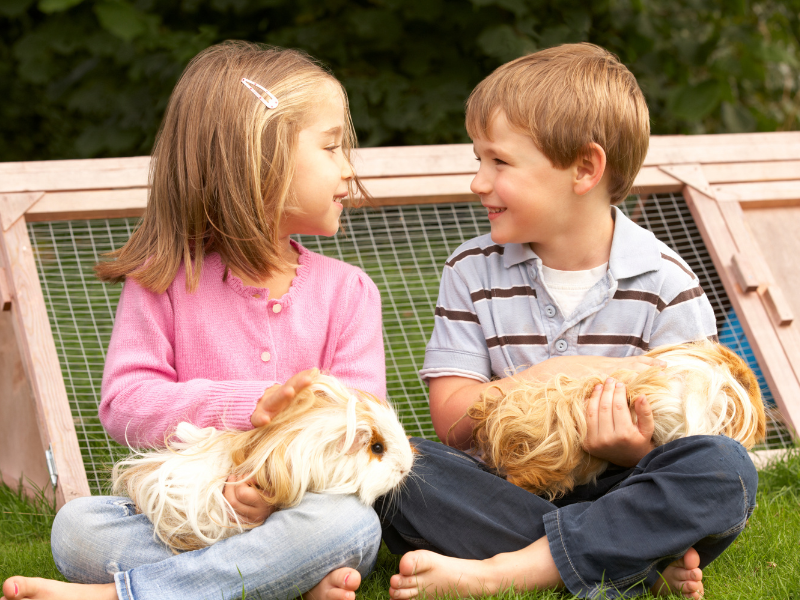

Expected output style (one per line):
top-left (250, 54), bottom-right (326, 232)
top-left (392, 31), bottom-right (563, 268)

top-left (420, 206), bottom-right (717, 383)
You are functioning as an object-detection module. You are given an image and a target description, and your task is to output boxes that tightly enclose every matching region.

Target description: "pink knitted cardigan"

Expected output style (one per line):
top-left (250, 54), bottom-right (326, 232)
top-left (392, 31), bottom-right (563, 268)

top-left (100, 242), bottom-right (386, 447)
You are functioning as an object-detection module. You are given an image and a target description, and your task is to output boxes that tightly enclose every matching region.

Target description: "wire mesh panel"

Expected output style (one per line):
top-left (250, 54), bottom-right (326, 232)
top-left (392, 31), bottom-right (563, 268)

top-left (28, 192), bottom-right (791, 493)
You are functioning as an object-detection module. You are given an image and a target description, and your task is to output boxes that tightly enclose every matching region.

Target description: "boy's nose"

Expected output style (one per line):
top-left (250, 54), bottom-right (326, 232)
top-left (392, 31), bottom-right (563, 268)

top-left (470, 170), bottom-right (491, 196)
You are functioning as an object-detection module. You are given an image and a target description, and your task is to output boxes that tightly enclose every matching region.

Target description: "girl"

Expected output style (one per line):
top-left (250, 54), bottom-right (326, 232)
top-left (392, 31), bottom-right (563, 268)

top-left (3, 41), bottom-right (384, 600)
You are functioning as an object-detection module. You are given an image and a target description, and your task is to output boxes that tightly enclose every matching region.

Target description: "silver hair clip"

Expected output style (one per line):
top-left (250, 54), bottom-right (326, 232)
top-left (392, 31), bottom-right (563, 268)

top-left (241, 78), bottom-right (278, 109)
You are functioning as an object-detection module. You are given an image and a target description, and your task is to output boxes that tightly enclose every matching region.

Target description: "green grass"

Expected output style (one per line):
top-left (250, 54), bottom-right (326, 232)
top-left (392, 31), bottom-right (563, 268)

top-left (2, 449), bottom-right (799, 599)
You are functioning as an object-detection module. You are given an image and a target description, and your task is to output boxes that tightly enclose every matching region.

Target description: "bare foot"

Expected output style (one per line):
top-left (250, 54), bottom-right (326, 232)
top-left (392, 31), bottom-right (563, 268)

top-left (303, 567), bottom-right (361, 600)
top-left (651, 548), bottom-right (704, 599)
top-left (1, 577), bottom-right (116, 600)
top-left (389, 550), bottom-right (500, 599)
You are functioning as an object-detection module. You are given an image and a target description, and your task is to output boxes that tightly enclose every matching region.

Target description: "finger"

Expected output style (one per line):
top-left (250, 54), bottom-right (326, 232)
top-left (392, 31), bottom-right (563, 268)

top-left (634, 394), bottom-right (655, 441)
top-left (288, 367), bottom-right (318, 392)
top-left (612, 381), bottom-right (633, 432)
top-left (234, 481), bottom-right (264, 508)
top-left (597, 377), bottom-right (616, 434)
top-left (585, 383), bottom-right (603, 441)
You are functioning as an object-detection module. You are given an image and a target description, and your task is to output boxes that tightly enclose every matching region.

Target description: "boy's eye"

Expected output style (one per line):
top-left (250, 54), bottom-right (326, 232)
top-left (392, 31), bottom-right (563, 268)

top-left (493, 158), bottom-right (507, 165)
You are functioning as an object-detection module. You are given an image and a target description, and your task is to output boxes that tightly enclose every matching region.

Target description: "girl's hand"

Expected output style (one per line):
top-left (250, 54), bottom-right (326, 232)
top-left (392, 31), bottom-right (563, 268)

top-left (251, 368), bottom-right (318, 428)
top-left (224, 474), bottom-right (275, 525)
top-left (583, 377), bottom-right (655, 467)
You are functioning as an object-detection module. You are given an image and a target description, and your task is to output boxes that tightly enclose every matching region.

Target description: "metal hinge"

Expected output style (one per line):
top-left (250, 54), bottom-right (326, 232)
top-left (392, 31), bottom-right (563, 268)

top-left (45, 444), bottom-right (58, 488)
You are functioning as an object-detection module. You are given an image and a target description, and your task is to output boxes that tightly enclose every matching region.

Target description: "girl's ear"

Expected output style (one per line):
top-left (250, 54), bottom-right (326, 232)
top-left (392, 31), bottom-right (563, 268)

top-left (573, 143), bottom-right (607, 197)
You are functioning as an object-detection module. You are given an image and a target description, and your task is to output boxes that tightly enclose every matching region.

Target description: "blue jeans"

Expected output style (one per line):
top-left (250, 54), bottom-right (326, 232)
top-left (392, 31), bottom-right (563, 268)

top-left (51, 492), bottom-right (381, 600)
top-left (377, 435), bottom-right (757, 599)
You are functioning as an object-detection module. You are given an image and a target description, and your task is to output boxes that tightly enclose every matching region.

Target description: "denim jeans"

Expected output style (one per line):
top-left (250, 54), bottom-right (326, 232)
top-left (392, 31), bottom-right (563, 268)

top-left (51, 492), bottom-right (381, 600)
top-left (377, 435), bottom-right (757, 599)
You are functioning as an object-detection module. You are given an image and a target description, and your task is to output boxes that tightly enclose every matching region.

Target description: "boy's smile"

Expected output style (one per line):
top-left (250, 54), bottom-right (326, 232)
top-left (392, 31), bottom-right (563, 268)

top-left (470, 110), bottom-right (613, 270)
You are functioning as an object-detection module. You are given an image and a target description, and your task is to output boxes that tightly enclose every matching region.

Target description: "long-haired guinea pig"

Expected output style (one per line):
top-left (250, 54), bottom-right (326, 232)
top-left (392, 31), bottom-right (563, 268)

top-left (112, 373), bottom-right (413, 552)
top-left (469, 340), bottom-right (765, 501)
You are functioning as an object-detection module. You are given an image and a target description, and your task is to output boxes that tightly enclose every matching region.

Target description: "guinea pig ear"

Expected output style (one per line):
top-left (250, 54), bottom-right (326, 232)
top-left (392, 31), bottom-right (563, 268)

top-left (343, 429), bottom-right (371, 455)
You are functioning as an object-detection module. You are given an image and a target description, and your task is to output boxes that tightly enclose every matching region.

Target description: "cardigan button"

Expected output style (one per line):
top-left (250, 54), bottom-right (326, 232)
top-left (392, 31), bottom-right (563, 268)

top-left (261, 352), bottom-right (271, 362)
top-left (272, 304), bottom-right (282, 313)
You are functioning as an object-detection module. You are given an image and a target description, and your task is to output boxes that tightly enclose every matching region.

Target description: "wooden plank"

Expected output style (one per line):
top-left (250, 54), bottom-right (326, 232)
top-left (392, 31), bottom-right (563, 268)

top-left (353, 144), bottom-right (477, 178)
top-left (644, 132), bottom-right (800, 166)
top-left (714, 181), bottom-right (800, 204)
top-left (704, 160), bottom-right (800, 184)
top-left (631, 166), bottom-right (682, 194)
top-left (683, 186), bottom-right (800, 438)
top-left (749, 448), bottom-right (793, 469)
top-left (763, 286), bottom-right (795, 326)
top-left (361, 174), bottom-right (477, 204)
top-left (25, 188), bottom-right (148, 222)
top-left (0, 221), bottom-right (91, 506)
top-left (22, 169), bottom-right (682, 222)
top-left (0, 192), bottom-right (45, 231)
top-left (0, 156), bottom-right (151, 195)
top-left (718, 201), bottom-right (800, 422)
top-left (743, 207), bottom-right (800, 327)
top-left (659, 163), bottom-right (715, 198)
top-left (0, 310), bottom-right (53, 502)
top-left (0, 263), bottom-right (10, 311)
top-left (1, 133), bottom-right (798, 195)
top-left (730, 253), bottom-right (760, 293)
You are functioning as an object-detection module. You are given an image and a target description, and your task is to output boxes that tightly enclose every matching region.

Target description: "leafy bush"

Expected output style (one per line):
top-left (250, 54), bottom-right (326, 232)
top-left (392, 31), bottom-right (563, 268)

top-left (1, 0), bottom-right (798, 161)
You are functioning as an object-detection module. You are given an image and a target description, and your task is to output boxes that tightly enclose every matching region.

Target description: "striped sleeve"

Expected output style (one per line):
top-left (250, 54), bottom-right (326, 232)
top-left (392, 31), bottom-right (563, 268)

top-left (649, 279), bottom-right (718, 346)
top-left (420, 263), bottom-right (492, 383)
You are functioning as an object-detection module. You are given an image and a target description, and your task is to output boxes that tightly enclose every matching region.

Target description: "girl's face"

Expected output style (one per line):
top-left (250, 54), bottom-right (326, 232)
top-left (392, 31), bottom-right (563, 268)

top-left (281, 83), bottom-right (354, 238)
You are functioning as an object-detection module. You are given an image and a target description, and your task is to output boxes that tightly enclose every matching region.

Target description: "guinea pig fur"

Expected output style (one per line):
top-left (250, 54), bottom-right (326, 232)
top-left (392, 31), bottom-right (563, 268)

top-left (469, 340), bottom-right (766, 501)
top-left (112, 374), bottom-right (414, 552)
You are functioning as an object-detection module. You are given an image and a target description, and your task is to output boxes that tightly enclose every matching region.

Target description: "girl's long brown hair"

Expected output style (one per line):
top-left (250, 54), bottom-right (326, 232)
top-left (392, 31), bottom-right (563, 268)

top-left (96, 41), bottom-right (366, 293)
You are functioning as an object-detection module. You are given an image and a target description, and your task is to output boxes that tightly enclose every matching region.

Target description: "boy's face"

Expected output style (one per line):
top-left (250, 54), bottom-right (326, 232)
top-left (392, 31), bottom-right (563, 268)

top-left (470, 111), bottom-right (577, 248)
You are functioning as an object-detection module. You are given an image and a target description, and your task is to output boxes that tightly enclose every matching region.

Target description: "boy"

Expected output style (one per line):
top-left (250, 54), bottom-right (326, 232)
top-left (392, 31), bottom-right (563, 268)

top-left (379, 44), bottom-right (757, 600)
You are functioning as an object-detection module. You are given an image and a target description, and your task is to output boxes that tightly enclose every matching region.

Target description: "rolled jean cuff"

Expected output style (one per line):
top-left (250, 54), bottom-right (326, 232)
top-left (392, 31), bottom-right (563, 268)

top-left (544, 509), bottom-right (653, 599)
top-left (115, 571), bottom-right (131, 600)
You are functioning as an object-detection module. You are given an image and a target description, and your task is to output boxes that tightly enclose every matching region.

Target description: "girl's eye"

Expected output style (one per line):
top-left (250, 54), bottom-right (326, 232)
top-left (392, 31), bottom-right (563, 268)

top-left (494, 158), bottom-right (507, 165)
top-left (326, 145), bottom-right (341, 153)
top-left (370, 442), bottom-right (385, 455)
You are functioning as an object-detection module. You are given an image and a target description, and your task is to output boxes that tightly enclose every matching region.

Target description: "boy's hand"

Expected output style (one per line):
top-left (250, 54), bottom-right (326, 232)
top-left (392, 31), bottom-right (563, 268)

top-left (583, 377), bottom-right (655, 467)
top-left (224, 474), bottom-right (275, 525)
top-left (251, 368), bottom-right (318, 428)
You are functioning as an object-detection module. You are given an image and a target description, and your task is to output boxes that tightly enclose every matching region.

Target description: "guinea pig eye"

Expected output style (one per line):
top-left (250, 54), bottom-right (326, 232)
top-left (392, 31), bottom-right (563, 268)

top-left (370, 442), bottom-right (385, 455)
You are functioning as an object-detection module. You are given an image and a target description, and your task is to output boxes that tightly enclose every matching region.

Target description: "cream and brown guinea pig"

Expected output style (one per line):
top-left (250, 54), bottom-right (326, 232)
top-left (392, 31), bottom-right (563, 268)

top-left (112, 374), bottom-right (413, 552)
top-left (469, 340), bottom-right (766, 501)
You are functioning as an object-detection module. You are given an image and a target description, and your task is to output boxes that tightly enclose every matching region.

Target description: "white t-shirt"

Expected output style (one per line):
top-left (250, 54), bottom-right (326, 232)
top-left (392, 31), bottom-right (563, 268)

top-left (541, 262), bottom-right (608, 318)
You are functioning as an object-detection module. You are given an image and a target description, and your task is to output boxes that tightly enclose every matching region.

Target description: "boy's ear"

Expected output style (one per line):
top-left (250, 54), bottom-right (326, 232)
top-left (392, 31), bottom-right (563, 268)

top-left (573, 143), bottom-right (607, 197)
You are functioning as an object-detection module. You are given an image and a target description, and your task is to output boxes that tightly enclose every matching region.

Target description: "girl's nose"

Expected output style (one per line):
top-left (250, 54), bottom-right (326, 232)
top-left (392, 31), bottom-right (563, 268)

top-left (342, 158), bottom-right (355, 180)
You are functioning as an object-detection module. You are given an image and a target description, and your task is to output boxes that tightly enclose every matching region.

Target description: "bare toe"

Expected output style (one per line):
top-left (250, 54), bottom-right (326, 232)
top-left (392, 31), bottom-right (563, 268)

top-left (304, 567), bottom-right (361, 600)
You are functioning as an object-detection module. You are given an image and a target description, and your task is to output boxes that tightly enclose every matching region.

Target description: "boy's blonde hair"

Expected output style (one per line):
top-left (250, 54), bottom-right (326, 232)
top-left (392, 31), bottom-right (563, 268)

top-left (466, 43), bottom-right (649, 204)
top-left (96, 41), bottom-right (364, 293)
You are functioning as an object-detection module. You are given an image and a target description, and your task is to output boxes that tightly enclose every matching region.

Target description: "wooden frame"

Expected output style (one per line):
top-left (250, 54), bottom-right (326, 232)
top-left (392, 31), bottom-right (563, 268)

top-left (1, 131), bottom-right (799, 508)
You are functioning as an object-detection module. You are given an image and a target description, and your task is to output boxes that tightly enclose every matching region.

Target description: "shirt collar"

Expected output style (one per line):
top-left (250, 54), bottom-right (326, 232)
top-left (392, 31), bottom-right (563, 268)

top-left (501, 205), bottom-right (661, 280)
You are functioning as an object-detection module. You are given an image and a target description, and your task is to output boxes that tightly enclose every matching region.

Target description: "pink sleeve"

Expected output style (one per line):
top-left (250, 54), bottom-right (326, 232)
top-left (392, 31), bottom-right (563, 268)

top-left (99, 279), bottom-right (270, 447)
top-left (327, 271), bottom-right (387, 400)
